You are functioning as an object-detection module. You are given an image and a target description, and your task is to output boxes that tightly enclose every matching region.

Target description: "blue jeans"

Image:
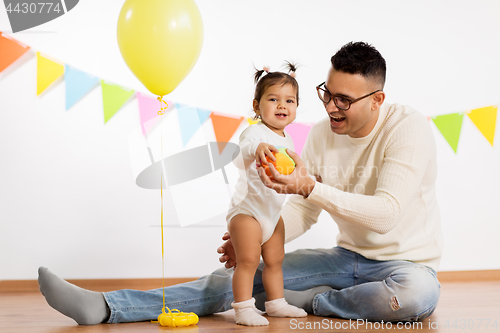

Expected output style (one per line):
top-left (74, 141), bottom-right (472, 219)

top-left (103, 247), bottom-right (440, 323)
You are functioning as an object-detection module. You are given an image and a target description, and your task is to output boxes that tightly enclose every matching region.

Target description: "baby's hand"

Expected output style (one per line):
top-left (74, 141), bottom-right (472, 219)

top-left (255, 143), bottom-right (277, 167)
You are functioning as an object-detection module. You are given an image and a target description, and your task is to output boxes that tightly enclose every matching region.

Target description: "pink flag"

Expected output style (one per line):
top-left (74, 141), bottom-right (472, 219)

top-left (286, 122), bottom-right (314, 156)
top-left (137, 92), bottom-right (173, 135)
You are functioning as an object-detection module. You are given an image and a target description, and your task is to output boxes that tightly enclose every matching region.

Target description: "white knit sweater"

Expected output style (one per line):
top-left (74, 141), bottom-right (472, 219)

top-left (281, 103), bottom-right (443, 270)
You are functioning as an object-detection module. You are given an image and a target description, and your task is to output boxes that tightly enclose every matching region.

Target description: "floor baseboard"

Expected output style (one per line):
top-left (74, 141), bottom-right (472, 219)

top-left (0, 277), bottom-right (198, 293)
top-left (437, 269), bottom-right (500, 282)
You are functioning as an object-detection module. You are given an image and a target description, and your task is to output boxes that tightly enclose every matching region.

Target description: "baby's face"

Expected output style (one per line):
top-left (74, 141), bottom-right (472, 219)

top-left (253, 84), bottom-right (297, 136)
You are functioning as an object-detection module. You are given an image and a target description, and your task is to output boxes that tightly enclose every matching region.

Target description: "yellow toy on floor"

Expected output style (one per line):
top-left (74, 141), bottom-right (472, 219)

top-left (155, 308), bottom-right (199, 327)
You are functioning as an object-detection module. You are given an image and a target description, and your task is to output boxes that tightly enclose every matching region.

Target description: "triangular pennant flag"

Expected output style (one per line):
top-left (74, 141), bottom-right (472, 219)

top-left (137, 92), bottom-right (173, 135)
top-left (285, 122), bottom-right (313, 156)
top-left (247, 117), bottom-right (260, 125)
top-left (176, 104), bottom-right (203, 146)
top-left (64, 65), bottom-right (99, 110)
top-left (467, 106), bottom-right (497, 146)
top-left (197, 108), bottom-right (212, 125)
top-left (101, 80), bottom-right (135, 123)
top-left (210, 112), bottom-right (244, 153)
top-left (0, 33), bottom-right (30, 72)
top-left (37, 52), bottom-right (64, 96)
top-left (432, 113), bottom-right (464, 153)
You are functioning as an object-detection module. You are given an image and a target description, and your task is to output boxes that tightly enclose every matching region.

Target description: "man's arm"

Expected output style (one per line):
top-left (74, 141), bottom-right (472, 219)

top-left (281, 193), bottom-right (324, 243)
top-left (262, 114), bottom-right (436, 235)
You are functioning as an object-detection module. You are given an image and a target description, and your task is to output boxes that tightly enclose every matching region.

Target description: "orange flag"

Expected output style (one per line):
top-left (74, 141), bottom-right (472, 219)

top-left (0, 33), bottom-right (30, 73)
top-left (210, 113), bottom-right (244, 153)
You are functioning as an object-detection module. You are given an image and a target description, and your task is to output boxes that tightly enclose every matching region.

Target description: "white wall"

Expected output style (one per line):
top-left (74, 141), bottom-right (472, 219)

top-left (1, 0), bottom-right (499, 280)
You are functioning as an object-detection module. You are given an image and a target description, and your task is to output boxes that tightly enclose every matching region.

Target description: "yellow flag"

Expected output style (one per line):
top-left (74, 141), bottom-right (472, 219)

top-left (37, 52), bottom-right (64, 96)
top-left (467, 106), bottom-right (497, 146)
top-left (247, 117), bottom-right (260, 125)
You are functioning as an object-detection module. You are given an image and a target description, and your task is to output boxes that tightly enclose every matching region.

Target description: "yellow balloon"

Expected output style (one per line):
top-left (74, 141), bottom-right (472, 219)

top-left (117, 0), bottom-right (204, 96)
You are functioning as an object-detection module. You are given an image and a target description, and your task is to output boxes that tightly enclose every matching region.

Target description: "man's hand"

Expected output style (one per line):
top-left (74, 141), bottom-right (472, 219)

top-left (258, 149), bottom-right (316, 197)
top-left (217, 232), bottom-right (237, 269)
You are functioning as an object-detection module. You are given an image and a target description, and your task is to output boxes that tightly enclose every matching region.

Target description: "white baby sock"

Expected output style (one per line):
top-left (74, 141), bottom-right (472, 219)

top-left (232, 298), bottom-right (269, 326)
top-left (265, 298), bottom-right (308, 318)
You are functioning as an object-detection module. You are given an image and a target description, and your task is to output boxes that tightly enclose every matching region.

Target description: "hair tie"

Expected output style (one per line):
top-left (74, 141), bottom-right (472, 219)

top-left (263, 65), bottom-right (270, 73)
top-left (283, 60), bottom-right (298, 78)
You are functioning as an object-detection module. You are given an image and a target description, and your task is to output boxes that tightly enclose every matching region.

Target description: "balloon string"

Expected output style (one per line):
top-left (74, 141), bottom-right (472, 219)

top-left (159, 97), bottom-right (170, 316)
top-left (161, 166), bottom-right (165, 314)
top-left (157, 96), bottom-right (168, 115)
top-left (161, 125), bottom-right (164, 314)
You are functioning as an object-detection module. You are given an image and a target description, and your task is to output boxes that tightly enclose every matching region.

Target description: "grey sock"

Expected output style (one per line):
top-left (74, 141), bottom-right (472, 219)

top-left (283, 286), bottom-right (333, 313)
top-left (38, 267), bottom-right (110, 325)
top-left (285, 286), bottom-right (333, 313)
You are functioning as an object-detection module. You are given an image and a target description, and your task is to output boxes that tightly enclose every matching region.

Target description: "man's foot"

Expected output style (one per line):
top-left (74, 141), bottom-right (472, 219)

top-left (283, 286), bottom-right (333, 313)
top-left (38, 267), bottom-right (110, 325)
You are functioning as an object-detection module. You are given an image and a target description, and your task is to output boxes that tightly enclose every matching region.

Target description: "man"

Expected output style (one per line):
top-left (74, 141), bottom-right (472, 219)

top-left (38, 41), bottom-right (442, 325)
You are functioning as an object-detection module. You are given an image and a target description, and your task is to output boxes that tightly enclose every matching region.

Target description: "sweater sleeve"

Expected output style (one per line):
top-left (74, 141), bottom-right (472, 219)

top-left (305, 114), bottom-right (435, 234)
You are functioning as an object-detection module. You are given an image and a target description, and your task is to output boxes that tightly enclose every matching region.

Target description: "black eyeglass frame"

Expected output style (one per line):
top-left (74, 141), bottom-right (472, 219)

top-left (316, 82), bottom-right (382, 111)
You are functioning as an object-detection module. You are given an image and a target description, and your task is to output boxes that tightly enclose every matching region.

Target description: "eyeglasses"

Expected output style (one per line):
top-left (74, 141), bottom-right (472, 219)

top-left (316, 82), bottom-right (381, 111)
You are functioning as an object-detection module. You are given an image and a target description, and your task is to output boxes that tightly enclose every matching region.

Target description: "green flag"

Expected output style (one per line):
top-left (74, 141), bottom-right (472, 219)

top-left (101, 80), bottom-right (134, 123)
top-left (432, 113), bottom-right (464, 153)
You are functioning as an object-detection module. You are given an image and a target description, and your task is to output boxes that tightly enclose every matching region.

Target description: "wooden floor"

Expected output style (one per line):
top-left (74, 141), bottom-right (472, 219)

top-left (1, 281), bottom-right (499, 333)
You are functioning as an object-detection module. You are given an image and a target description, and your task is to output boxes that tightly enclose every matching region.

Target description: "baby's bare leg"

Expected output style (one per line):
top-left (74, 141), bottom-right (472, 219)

top-left (229, 214), bottom-right (268, 326)
top-left (261, 217), bottom-right (307, 318)
top-left (229, 214), bottom-right (262, 302)
top-left (261, 217), bottom-right (285, 300)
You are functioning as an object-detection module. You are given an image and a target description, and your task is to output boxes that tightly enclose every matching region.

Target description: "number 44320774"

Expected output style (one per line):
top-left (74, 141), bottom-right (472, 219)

top-left (443, 319), bottom-right (498, 330)
top-left (6, 3), bottom-right (62, 14)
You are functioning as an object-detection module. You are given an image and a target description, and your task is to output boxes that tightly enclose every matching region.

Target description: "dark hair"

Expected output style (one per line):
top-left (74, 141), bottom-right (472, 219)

top-left (253, 61), bottom-right (299, 106)
top-left (331, 42), bottom-right (386, 87)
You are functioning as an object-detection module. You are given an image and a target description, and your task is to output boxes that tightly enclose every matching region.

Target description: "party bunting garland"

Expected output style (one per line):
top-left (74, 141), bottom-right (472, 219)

top-left (0, 32), bottom-right (497, 154)
top-left (101, 80), bottom-right (135, 123)
top-left (175, 104), bottom-right (206, 146)
top-left (137, 92), bottom-right (174, 135)
top-left (467, 106), bottom-right (497, 146)
top-left (36, 52), bottom-right (64, 96)
top-left (210, 112), bottom-right (245, 153)
top-left (64, 65), bottom-right (99, 110)
top-left (0, 32), bottom-right (30, 72)
top-left (431, 113), bottom-right (464, 154)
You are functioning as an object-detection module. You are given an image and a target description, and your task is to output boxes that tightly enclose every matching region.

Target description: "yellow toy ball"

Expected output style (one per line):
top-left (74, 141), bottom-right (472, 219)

top-left (264, 147), bottom-right (296, 177)
top-left (157, 309), bottom-right (199, 327)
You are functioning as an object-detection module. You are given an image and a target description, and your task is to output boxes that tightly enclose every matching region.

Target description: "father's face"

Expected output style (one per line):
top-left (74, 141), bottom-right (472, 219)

top-left (323, 68), bottom-right (383, 138)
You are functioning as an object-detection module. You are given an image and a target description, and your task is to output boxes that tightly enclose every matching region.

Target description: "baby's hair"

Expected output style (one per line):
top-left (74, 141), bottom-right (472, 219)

top-left (253, 61), bottom-right (300, 109)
